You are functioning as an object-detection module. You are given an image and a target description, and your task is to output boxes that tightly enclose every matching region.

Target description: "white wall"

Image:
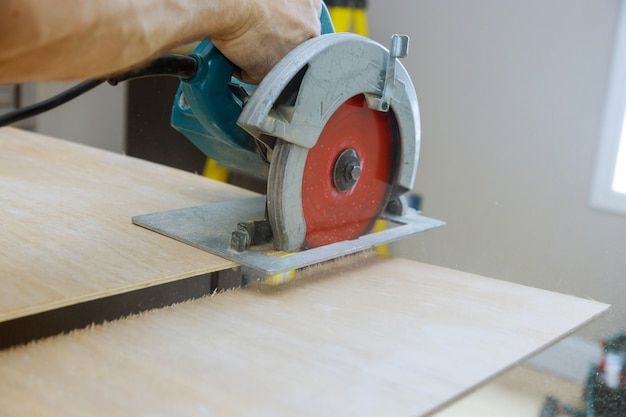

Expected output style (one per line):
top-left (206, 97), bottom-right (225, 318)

top-left (35, 81), bottom-right (126, 153)
top-left (369, 0), bottom-right (626, 339)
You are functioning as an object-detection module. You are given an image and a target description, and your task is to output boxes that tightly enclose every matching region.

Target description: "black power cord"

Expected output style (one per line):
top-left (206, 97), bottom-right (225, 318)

top-left (0, 54), bottom-right (198, 128)
top-left (106, 54), bottom-right (198, 85)
top-left (0, 79), bottom-right (105, 127)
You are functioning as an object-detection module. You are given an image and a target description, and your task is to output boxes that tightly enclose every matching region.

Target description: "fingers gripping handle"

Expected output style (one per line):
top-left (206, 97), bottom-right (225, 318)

top-left (170, 3), bottom-right (335, 178)
top-left (186, 1), bottom-right (334, 105)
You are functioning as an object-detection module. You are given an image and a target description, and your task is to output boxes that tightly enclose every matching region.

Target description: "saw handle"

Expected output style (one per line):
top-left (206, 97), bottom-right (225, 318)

top-left (191, 2), bottom-right (335, 86)
top-left (170, 3), bottom-right (334, 178)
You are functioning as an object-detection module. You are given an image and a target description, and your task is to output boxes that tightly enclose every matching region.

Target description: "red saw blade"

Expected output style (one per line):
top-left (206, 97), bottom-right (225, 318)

top-left (301, 94), bottom-right (397, 248)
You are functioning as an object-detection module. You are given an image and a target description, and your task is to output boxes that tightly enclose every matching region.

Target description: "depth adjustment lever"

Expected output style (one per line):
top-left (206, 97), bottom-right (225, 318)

top-left (368, 34), bottom-right (409, 112)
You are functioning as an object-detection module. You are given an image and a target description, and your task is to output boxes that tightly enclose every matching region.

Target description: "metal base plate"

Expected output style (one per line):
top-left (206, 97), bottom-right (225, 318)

top-left (132, 196), bottom-right (444, 279)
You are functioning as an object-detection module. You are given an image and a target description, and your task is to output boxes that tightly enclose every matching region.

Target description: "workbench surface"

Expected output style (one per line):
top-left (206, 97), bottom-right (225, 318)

top-left (0, 127), bottom-right (608, 416)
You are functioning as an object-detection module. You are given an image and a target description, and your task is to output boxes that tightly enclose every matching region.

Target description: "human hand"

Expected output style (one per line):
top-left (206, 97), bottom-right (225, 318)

top-left (0, 0), bottom-right (322, 83)
top-left (211, 0), bottom-right (322, 84)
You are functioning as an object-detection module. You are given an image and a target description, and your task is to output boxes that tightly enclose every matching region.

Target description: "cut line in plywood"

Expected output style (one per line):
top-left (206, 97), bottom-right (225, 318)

top-left (0, 271), bottom-right (217, 350)
top-left (0, 127), bottom-right (247, 323)
top-left (0, 258), bottom-right (608, 417)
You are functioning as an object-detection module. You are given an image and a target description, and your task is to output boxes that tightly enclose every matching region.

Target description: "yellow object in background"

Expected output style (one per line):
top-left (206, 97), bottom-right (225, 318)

top-left (372, 219), bottom-right (389, 256)
top-left (328, 5), bottom-right (369, 36)
top-left (202, 158), bottom-right (229, 182)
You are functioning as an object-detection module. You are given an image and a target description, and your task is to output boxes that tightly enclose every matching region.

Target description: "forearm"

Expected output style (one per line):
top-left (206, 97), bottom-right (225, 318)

top-left (0, 0), bottom-right (247, 82)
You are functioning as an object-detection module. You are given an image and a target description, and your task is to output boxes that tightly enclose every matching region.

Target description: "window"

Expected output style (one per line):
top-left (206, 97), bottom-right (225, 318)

top-left (591, 2), bottom-right (626, 215)
top-left (613, 128), bottom-right (626, 194)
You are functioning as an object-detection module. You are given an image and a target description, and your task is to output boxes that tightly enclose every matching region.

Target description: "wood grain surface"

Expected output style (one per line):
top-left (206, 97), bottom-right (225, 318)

top-left (0, 258), bottom-right (608, 417)
top-left (0, 127), bottom-right (248, 322)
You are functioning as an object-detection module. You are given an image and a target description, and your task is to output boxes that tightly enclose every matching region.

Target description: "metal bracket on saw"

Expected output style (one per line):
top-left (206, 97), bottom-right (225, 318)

top-left (368, 34), bottom-right (409, 113)
top-left (132, 196), bottom-right (445, 284)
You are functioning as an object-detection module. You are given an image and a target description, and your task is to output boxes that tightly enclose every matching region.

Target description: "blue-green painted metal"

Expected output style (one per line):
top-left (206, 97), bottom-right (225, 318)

top-left (171, 3), bottom-right (335, 179)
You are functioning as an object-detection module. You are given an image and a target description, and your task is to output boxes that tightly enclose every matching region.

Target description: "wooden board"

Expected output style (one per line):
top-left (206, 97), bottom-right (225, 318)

top-left (0, 258), bottom-right (608, 417)
top-left (0, 127), bottom-right (248, 322)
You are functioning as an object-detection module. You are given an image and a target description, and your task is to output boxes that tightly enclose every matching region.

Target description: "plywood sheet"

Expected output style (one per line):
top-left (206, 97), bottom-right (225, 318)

top-left (0, 127), bottom-right (247, 322)
top-left (0, 258), bottom-right (608, 417)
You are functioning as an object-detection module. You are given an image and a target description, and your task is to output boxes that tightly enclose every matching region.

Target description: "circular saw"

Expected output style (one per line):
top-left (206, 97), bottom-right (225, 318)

top-left (239, 32), bottom-right (420, 252)
top-left (132, 7), bottom-right (444, 282)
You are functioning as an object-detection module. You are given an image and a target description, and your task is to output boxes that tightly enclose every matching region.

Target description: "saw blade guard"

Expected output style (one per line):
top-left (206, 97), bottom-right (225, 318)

top-left (169, 4), bottom-right (334, 179)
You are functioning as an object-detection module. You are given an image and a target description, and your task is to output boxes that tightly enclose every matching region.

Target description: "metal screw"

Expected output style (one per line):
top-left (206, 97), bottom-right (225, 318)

top-left (333, 149), bottom-right (362, 192)
top-left (346, 164), bottom-right (361, 181)
top-left (230, 229), bottom-right (250, 252)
